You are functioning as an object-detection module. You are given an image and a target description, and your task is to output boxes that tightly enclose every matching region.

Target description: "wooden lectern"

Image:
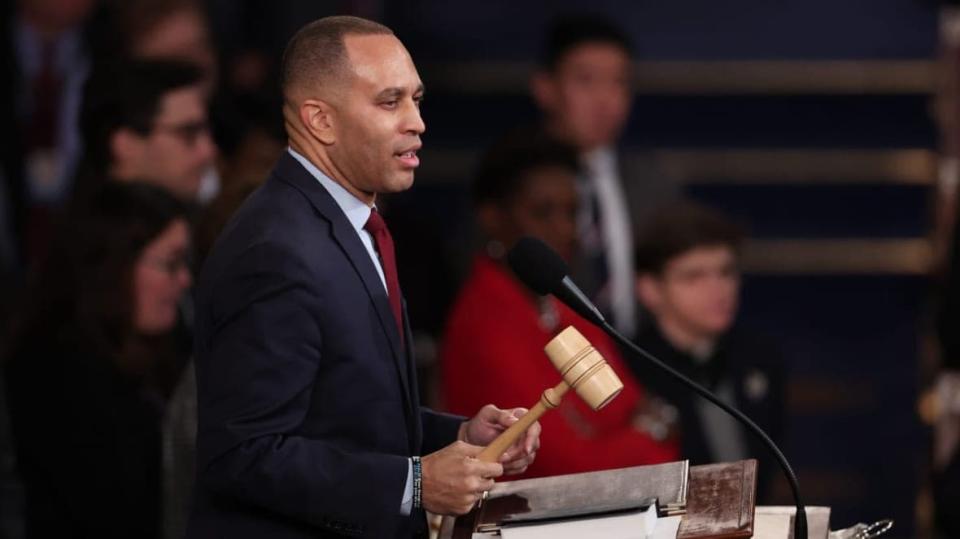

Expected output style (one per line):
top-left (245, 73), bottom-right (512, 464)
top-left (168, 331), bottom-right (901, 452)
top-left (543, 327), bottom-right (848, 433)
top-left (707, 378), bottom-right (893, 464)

top-left (440, 459), bottom-right (757, 539)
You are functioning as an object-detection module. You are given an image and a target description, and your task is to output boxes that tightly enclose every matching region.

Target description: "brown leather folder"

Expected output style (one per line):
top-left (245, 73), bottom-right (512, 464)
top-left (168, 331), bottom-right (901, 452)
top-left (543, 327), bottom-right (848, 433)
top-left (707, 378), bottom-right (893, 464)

top-left (676, 459), bottom-right (757, 539)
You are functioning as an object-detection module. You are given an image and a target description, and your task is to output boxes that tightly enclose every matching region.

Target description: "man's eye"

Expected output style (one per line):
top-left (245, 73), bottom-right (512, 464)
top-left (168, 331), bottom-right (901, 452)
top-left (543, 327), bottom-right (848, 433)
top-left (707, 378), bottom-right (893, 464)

top-left (381, 101), bottom-right (398, 109)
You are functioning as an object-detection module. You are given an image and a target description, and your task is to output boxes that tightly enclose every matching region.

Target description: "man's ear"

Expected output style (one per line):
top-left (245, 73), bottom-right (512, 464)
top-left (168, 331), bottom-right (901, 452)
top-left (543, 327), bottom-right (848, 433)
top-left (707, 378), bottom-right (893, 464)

top-left (110, 128), bottom-right (144, 170)
top-left (530, 70), bottom-right (558, 112)
top-left (636, 273), bottom-right (663, 312)
top-left (300, 98), bottom-right (336, 145)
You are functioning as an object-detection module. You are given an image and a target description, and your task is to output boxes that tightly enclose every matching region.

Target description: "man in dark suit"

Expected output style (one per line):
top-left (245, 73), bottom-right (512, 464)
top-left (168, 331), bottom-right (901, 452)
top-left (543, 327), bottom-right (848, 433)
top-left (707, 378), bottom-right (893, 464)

top-left (190, 16), bottom-right (540, 538)
top-left (1, 0), bottom-right (96, 275)
top-left (628, 202), bottom-right (785, 502)
top-left (530, 15), bottom-right (679, 340)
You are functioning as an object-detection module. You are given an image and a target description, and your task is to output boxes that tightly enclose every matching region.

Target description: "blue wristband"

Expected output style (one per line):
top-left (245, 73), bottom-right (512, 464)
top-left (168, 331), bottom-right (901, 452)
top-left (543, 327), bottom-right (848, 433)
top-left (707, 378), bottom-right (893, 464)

top-left (412, 456), bottom-right (423, 509)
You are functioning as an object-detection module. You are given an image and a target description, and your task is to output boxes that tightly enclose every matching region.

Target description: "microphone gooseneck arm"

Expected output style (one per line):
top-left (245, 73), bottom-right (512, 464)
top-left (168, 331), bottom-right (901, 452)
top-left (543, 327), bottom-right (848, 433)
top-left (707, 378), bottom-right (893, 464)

top-left (597, 319), bottom-right (807, 539)
top-left (555, 276), bottom-right (606, 326)
top-left (506, 236), bottom-right (806, 538)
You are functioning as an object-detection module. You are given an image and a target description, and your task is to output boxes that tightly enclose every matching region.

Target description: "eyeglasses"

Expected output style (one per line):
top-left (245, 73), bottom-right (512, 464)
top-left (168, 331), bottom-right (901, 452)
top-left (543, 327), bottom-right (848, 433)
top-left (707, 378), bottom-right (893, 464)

top-left (141, 253), bottom-right (192, 277)
top-left (152, 120), bottom-right (211, 147)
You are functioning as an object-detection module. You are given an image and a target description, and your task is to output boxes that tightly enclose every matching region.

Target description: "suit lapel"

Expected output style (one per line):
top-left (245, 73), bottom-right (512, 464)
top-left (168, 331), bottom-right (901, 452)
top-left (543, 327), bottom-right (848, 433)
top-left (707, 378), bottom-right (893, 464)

top-left (273, 153), bottom-right (415, 432)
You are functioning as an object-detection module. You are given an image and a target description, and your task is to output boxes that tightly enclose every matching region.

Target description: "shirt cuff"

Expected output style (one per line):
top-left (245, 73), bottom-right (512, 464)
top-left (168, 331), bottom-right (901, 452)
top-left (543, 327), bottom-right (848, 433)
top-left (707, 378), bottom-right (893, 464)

top-left (400, 458), bottom-right (413, 515)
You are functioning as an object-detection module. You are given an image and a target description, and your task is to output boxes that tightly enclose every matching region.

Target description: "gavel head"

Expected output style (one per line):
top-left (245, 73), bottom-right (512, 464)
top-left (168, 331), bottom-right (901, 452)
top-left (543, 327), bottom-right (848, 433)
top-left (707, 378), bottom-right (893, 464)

top-left (544, 326), bottom-right (623, 410)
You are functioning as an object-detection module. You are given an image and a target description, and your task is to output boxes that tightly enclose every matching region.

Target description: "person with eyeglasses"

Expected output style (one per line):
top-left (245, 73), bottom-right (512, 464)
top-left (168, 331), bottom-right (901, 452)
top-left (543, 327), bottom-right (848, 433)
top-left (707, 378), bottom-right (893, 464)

top-left (3, 181), bottom-right (193, 538)
top-left (76, 59), bottom-right (217, 204)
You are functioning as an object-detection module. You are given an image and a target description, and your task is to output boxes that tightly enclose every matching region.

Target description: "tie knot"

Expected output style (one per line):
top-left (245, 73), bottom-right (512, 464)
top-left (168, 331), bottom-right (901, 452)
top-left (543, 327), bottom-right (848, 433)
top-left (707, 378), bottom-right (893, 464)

top-left (364, 209), bottom-right (386, 234)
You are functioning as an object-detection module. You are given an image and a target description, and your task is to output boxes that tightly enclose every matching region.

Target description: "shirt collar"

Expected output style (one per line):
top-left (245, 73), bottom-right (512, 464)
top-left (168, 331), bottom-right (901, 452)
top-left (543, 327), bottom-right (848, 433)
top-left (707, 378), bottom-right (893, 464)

top-left (582, 146), bottom-right (617, 177)
top-left (15, 16), bottom-right (84, 77)
top-left (287, 147), bottom-right (373, 234)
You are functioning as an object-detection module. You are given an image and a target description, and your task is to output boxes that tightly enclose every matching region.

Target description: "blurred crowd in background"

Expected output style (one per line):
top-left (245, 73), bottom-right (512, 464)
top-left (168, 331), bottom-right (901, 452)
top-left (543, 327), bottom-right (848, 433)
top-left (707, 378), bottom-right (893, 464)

top-left (0, 1), bottom-right (959, 538)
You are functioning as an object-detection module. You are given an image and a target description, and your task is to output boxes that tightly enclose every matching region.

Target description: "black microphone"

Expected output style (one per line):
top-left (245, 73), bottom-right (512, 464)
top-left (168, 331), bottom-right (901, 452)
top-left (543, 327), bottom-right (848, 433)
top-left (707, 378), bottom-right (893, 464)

top-left (507, 236), bottom-right (808, 539)
top-left (507, 238), bottom-right (606, 326)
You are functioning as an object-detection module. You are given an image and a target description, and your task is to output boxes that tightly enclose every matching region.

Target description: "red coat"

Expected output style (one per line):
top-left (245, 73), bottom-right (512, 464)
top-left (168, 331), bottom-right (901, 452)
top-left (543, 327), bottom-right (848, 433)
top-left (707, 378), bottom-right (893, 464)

top-left (441, 255), bottom-right (679, 479)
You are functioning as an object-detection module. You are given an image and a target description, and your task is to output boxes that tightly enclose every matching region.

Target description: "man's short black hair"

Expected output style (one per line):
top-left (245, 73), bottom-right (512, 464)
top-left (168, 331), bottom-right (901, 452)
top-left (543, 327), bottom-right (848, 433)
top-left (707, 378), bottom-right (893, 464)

top-left (78, 59), bottom-right (205, 177)
top-left (280, 15), bottom-right (393, 102)
top-left (634, 202), bottom-right (745, 275)
top-left (473, 127), bottom-right (580, 207)
top-left (540, 13), bottom-right (633, 71)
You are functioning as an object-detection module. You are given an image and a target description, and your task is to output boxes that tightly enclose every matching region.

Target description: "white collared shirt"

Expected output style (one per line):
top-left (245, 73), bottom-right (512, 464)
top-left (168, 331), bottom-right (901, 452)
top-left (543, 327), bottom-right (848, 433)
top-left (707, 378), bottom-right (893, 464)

top-left (15, 15), bottom-right (89, 205)
top-left (583, 147), bottom-right (636, 336)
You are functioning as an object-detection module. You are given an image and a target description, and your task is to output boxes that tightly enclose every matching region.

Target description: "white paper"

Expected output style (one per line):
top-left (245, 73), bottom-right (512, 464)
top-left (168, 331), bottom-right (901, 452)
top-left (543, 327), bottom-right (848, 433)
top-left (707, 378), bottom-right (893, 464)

top-left (500, 505), bottom-right (656, 539)
top-left (651, 515), bottom-right (682, 539)
top-left (753, 512), bottom-right (793, 539)
top-left (755, 506), bottom-right (832, 539)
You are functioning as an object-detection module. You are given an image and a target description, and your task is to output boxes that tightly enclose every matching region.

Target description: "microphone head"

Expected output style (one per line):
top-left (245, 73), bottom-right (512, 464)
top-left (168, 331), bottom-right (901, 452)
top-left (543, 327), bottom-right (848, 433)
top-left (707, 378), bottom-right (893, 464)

top-left (506, 237), bottom-right (568, 295)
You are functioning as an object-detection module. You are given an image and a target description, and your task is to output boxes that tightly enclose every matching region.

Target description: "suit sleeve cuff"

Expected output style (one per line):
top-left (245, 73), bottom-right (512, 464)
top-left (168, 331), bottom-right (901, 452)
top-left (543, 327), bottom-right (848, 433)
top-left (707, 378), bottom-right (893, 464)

top-left (399, 458), bottom-right (413, 515)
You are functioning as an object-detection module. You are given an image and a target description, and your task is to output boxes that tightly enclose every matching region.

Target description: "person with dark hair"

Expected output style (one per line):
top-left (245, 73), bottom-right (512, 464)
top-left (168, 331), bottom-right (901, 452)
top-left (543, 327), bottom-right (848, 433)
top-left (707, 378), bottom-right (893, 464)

top-left (209, 93), bottom-right (286, 188)
top-left (190, 16), bottom-right (540, 538)
top-left (3, 181), bottom-right (193, 538)
top-left (629, 202), bottom-right (786, 501)
top-left (538, 14), bottom-right (633, 79)
top-left (531, 14), bottom-right (678, 340)
top-left (77, 59), bottom-right (216, 202)
top-left (470, 128), bottom-right (582, 261)
top-left (106, 0), bottom-right (217, 91)
top-left (441, 129), bottom-right (678, 479)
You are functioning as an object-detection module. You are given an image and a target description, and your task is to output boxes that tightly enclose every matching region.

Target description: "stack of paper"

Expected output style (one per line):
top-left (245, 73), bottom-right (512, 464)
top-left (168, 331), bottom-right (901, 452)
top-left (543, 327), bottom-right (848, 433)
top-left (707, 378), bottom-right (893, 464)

top-left (500, 504), bottom-right (660, 539)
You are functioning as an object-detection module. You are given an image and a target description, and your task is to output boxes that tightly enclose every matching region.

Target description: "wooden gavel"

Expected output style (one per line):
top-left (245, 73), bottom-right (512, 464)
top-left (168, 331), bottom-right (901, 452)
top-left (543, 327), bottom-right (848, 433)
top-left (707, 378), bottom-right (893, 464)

top-left (477, 325), bottom-right (624, 463)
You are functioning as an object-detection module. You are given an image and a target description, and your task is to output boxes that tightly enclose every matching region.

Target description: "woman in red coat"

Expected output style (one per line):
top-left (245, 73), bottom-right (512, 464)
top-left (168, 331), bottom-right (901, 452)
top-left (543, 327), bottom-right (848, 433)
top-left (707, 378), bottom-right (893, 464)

top-left (441, 130), bottom-right (678, 479)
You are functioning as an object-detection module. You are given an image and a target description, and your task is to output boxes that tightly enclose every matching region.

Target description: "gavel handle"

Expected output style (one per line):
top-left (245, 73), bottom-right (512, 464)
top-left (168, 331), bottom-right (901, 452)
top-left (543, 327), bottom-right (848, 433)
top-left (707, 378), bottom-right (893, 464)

top-left (477, 381), bottom-right (569, 463)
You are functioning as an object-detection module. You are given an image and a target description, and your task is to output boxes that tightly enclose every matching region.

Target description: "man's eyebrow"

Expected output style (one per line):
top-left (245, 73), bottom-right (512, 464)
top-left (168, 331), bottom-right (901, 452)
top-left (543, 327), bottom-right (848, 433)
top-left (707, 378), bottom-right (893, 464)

top-left (375, 88), bottom-right (403, 100)
top-left (374, 84), bottom-right (426, 100)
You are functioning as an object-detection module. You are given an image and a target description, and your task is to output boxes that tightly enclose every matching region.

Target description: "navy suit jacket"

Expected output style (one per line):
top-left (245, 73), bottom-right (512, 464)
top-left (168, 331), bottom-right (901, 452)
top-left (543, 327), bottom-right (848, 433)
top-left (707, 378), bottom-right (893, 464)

top-left (188, 153), bottom-right (463, 538)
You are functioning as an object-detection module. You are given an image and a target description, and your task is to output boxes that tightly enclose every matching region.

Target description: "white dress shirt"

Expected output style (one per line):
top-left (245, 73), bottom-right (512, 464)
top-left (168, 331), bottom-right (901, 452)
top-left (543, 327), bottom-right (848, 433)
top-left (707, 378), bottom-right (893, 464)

top-left (582, 147), bottom-right (637, 337)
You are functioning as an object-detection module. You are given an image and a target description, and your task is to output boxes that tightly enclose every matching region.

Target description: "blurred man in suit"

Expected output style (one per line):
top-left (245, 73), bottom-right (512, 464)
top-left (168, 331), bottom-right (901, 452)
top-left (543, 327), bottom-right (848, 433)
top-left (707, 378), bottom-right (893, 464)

top-left (531, 14), bottom-right (678, 339)
top-left (77, 59), bottom-right (217, 202)
top-left (1, 0), bottom-right (97, 270)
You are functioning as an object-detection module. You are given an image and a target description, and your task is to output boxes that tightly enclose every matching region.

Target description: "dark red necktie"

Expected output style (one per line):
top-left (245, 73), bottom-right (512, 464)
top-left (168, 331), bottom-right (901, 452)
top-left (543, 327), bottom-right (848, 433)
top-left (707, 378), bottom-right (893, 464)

top-left (24, 42), bottom-right (62, 271)
top-left (28, 42), bottom-right (60, 151)
top-left (364, 209), bottom-right (404, 342)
